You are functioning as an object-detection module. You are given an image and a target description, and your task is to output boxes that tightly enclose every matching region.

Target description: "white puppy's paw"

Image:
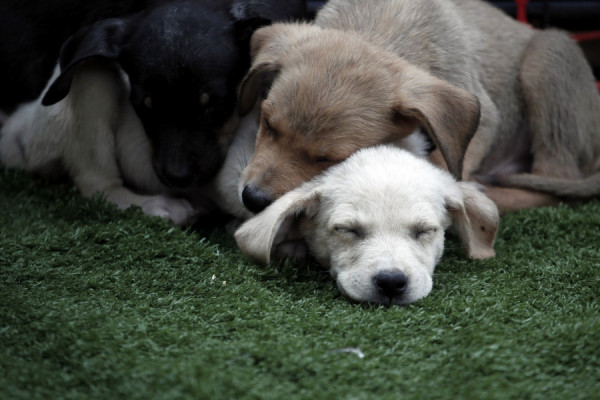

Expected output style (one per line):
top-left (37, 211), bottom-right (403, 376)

top-left (141, 195), bottom-right (198, 226)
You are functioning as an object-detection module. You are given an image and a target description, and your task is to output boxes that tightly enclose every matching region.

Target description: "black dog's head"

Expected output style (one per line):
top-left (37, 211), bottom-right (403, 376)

top-left (120, 2), bottom-right (264, 187)
top-left (42, 0), bottom-right (306, 188)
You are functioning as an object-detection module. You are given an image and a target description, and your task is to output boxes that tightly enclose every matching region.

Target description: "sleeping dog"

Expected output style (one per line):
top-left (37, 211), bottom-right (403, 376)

top-left (0, 0), bottom-right (305, 224)
top-left (235, 145), bottom-right (499, 305)
top-left (1, 62), bottom-right (256, 225)
top-left (41, 0), bottom-right (305, 189)
top-left (237, 0), bottom-right (600, 214)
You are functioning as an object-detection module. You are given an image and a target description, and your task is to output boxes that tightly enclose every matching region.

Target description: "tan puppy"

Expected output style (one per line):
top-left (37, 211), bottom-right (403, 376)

top-left (237, 0), bottom-right (600, 214)
top-left (235, 145), bottom-right (499, 305)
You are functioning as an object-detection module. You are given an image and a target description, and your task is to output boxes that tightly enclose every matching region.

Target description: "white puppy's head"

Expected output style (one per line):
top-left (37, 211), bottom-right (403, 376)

top-left (235, 146), bottom-right (499, 305)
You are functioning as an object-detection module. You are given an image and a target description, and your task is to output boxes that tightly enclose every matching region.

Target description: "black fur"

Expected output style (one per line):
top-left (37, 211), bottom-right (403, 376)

top-left (3, 0), bottom-right (306, 187)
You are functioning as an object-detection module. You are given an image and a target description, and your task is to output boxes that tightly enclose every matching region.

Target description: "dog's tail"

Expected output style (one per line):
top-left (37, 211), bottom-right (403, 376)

top-left (488, 172), bottom-right (600, 199)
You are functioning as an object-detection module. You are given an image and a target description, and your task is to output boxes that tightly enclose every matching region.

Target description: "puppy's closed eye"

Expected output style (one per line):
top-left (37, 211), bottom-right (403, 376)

top-left (311, 153), bottom-right (346, 165)
top-left (334, 224), bottom-right (365, 239)
top-left (314, 155), bottom-right (333, 164)
top-left (412, 225), bottom-right (438, 240)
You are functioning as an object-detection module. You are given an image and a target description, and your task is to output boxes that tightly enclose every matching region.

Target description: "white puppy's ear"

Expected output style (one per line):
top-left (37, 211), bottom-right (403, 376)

top-left (235, 182), bottom-right (320, 264)
top-left (446, 182), bottom-right (499, 259)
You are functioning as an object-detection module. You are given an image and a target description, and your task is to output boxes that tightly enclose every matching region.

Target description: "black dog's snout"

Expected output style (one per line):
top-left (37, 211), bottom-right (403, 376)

top-left (374, 270), bottom-right (409, 299)
top-left (242, 184), bottom-right (273, 214)
top-left (160, 164), bottom-right (195, 188)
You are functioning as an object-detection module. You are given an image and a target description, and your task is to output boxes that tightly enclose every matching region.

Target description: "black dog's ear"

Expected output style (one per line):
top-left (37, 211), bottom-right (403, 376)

top-left (231, 1), bottom-right (306, 115)
top-left (230, 0), bottom-right (306, 23)
top-left (229, 0), bottom-right (307, 46)
top-left (42, 18), bottom-right (132, 105)
top-left (230, 3), bottom-right (270, 47)
top-left (238, 63), bottom-right (280, 116)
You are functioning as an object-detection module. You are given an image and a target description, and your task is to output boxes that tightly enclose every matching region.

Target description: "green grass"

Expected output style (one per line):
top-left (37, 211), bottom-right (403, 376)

top-left (1, 166), bottom-right (599, 400)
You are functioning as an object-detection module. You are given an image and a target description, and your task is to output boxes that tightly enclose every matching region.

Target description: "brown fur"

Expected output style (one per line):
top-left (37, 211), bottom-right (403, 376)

top-left (239, 0), bottom-right (600, 213)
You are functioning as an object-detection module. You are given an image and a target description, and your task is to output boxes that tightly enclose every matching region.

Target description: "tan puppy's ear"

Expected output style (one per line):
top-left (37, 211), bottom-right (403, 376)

top-left (238, 62), bottom-right (280, 116)
top-left (238, 23), bottom-right (320, 115)
top-left (234, 182), bottom-right (321, 264)
top-left (446, 182), bottom-right (499, 259)
top-left (238, 23), bottom-right (311, 115)
top-left (394, 65), bottom-right (481, 180)
top-left (237, 25), bottom-right (283, 115)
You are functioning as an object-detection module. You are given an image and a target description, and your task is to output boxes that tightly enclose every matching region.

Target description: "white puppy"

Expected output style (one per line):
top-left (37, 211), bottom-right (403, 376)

top-left (0, 62), bottom-right (254, 224)
top-left (235, 146), bottom-right (499, 305)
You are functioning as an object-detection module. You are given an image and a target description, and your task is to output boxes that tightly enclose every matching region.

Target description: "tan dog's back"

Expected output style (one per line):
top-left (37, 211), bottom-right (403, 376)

top-left (238, 0), bottom-right (600, 214)
top-left (316, 0), bottom-right (480, 91)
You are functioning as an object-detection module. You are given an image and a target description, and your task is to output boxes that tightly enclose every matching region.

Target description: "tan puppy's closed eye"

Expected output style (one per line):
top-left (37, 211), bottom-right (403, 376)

top-left (235, 146), bottom-right (499, 306)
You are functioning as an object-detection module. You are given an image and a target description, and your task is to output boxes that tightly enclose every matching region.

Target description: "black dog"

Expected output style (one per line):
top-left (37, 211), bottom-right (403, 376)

top-left (0, 0), bottom-right (306, 225)
top-left (18, 0), bottom-right (305, 188)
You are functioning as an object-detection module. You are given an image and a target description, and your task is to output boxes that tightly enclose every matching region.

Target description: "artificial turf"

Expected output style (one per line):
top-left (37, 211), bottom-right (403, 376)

top-left (1, 166), bottom-right (599, 400)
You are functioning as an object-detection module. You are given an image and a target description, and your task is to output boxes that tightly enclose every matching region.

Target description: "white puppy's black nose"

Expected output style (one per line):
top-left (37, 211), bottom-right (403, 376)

top-left (242, 184), bottom-right (273, 214)
top-left (374, 270), bottom-right (409, 298)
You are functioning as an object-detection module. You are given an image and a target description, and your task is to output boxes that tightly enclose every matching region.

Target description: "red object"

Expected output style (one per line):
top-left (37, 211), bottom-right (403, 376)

top-left (571, 31), bottom-right (600, 42)
top-left (515, 0), bottom-right (529, 23)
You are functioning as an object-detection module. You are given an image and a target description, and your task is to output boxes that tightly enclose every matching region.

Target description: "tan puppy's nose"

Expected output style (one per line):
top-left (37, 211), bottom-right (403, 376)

top-left (242, 184), bottom-right (273, 214)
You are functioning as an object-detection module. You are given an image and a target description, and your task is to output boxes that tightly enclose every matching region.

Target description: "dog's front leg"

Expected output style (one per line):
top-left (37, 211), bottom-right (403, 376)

top-left (65, 112), bottom-right (197, 226)
top-left (62, 62), bottom-right (136, 205)
top-left (62, 62), bottom-right (197, 225)
top-left (520, 30), bottom-right (600, 180)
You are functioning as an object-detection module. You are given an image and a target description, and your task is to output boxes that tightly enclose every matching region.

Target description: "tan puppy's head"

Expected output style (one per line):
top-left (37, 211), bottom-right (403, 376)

top-left (238, 23), bottom-right (481, 214)
top-left (235, 146), bottom-right (499, 306)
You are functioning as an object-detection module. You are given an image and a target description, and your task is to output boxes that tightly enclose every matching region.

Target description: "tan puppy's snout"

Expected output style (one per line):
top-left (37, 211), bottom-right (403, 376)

top-left (373, 270), bottom-right (409, 300)
top-left (241, 182), bottom-right (273, 214)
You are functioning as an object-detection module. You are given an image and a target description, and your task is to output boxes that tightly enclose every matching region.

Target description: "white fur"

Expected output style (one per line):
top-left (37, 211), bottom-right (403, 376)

top-left (235, 146), bottom-right (499, 305)
top-left (0, 62), bottom-right (254, 224)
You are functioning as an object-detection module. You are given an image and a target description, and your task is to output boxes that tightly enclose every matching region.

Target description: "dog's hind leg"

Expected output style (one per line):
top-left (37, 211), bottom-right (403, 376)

top-left (519, 29), bottom-right (600, 180)
top-left (489, 30), bottom-right (600, 204)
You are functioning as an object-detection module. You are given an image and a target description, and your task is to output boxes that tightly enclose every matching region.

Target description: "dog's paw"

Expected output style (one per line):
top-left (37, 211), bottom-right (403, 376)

top-left (141, 195), bottom-right (198, 226)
